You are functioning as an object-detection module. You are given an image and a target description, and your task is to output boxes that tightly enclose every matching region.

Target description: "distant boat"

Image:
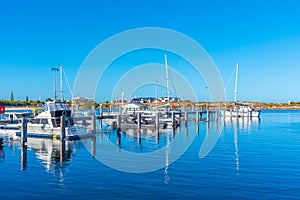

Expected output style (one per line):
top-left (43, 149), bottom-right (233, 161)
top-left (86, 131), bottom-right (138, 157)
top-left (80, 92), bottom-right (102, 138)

top-left (221, 63), bottom-right (260, 118)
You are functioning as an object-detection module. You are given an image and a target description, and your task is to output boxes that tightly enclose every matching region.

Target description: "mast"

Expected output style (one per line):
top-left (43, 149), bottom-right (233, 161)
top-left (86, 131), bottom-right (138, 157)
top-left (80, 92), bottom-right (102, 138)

top-left (164, 54), bottom-right (170, 104)
top-left (234, 63), bottom-right (239, 103)
top-left (51, 67), bottom-right (59, 101)
top-left (60, 64), bottom-right (63, 101)
top-left (155, 79), bottom-right (158, 111)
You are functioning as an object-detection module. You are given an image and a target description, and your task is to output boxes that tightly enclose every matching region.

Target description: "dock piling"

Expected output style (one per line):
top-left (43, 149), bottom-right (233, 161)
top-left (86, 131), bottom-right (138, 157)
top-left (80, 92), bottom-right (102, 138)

top-left (184, 111), bottom-right (188, 121)
top-left (196, 111), bottom-right (199, 123)
top-left (137, 113), bottom-right (141, 129)
top-left (117, 128), bottom-right (121, 145)
top-left (21, 115), bottom-right (27, 145)
top-left (155, 112), bottom-right (159, 133)
top-left (60, 116), bottom-right (66, 140)
top-left (117, 114), bottom-right (122, 129)
top-left (172, 111), bottom-right (176, 127)
top-left (91, 106), bottom-right (96, 134)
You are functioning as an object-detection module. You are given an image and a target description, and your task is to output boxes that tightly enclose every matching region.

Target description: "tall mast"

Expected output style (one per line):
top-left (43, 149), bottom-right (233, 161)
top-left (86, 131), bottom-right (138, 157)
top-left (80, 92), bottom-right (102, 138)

top-left (164, 54), bottom-right (170, 104)
top-left (234, 63), bottom-right (239, 103)
top-left (51, 67), bottom-right (59, 101)
top-left (155, 79), bottom-right (158, 111)
top-left (60, 64), bottom-right (63, 101)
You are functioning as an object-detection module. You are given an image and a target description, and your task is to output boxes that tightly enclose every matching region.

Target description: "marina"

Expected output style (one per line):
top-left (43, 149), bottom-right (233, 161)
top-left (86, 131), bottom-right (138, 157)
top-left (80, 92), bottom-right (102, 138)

top-left (1, 110), bottom-right (300, 199)
top-left (1, 1), bottom-right (300, 199)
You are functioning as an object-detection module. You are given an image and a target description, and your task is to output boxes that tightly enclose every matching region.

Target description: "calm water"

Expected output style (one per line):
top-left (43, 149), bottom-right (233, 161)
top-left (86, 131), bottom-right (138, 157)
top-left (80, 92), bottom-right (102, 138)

top-left (1, 110), bottom-right (300, 199)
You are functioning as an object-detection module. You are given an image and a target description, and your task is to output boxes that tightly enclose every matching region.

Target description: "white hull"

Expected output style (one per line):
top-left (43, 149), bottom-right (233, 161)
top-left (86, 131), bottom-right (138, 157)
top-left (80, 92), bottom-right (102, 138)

top-left (26, 124), bottom-right (77, 136)
top-left (221, 110), bottom-right (260, 118)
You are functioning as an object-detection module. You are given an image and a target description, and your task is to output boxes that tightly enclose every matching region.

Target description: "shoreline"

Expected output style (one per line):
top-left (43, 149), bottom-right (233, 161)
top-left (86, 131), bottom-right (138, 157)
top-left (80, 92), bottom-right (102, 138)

top-left (3, 105), bottom-right (300, 111)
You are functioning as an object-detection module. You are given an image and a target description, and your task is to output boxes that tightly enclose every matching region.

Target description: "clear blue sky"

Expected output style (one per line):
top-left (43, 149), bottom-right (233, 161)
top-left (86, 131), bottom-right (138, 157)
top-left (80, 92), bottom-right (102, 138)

top-left (1, 0), bottom-right (300, 103)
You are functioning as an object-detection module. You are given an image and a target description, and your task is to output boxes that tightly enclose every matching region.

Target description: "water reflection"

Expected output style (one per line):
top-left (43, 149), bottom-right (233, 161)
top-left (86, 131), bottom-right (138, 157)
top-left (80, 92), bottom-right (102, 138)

top-left (20, 144), bottom-right (27, 170)
top-left (164, 130), bottom-right (170, 184)
top-left (0, 138), bottom-right (4, 159)
top-left (25, 138), bottom-right (73, 171)
top-left (222, 117), bottom-right (260, 174)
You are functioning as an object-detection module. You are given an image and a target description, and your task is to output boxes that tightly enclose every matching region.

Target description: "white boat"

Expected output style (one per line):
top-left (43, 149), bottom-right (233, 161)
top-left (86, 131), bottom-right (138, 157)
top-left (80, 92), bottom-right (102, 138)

top-left (222, 102), bottom-right (260, 117)
top-left (22, 101), bottom-right (79, 139)
top-left (122, 102), bottom-right (148, 115)
top-left (221, 63), bottom-right (260, 118)
top-left (0, 111), bottom-right (31, 130)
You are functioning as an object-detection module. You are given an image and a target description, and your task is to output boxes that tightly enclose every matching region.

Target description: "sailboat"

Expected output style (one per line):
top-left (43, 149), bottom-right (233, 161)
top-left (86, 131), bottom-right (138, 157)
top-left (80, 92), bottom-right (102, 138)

top-left (221, 63), bottom-right (260, 118)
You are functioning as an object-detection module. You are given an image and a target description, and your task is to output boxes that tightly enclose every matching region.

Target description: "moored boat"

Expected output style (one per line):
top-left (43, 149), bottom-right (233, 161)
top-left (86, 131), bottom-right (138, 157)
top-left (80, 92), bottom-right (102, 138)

top-left (16, 101), bottom-right (81, 140)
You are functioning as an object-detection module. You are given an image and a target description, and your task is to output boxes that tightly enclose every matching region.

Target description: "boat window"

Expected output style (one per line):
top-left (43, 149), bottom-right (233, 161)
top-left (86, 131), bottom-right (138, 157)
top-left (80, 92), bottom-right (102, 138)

top-left (15, 114), bottom-right (22, 118)
top-left (61, 103), bottom-right (70, 110)
top-left (54, 103), bottom-right (61, 110)
top-left (40, 119), bottom-right (48, 124)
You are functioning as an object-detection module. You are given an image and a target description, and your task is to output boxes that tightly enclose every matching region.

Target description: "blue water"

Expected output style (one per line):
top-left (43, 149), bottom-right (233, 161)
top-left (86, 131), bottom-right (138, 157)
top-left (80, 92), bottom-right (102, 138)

top-left (1, 110), bottom-right (300, 199)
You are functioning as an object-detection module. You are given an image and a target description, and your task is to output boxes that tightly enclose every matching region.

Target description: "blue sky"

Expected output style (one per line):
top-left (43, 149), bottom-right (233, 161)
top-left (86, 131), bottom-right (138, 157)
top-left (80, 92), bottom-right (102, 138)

top-left (1, 0), bottom-right (300, 102)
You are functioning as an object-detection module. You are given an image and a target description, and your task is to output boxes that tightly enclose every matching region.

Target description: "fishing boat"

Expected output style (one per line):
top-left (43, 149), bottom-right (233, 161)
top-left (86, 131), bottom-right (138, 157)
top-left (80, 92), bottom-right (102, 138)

top-left (221, 63), bottom-right (260, 118)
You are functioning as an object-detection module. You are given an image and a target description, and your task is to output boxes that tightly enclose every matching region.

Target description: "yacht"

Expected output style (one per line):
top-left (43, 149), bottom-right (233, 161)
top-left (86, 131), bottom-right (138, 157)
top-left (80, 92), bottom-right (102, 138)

top-left (18, 101), bottom-right (79, 139)
top-left (222, 102), bottom-right (260, 117)
top-left (221, 63), bottom-right (260, 118)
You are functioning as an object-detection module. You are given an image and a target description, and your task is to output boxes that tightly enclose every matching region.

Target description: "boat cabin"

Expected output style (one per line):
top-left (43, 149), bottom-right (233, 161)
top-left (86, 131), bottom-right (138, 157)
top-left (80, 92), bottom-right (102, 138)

top-left (42, 101), bottom-right (71, 118)
top-left (122, 103), bottom-right (148, 115)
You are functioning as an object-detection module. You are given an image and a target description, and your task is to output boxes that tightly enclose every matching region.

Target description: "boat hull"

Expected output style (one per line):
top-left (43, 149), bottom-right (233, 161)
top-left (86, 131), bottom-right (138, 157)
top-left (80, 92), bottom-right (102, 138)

top-left (221, 110), bottom-right (260, 118)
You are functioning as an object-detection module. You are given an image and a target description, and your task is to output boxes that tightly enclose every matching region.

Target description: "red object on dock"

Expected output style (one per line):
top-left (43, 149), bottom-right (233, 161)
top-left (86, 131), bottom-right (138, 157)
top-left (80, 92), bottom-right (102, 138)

top-left (0, 106), bottom-right (5, 114)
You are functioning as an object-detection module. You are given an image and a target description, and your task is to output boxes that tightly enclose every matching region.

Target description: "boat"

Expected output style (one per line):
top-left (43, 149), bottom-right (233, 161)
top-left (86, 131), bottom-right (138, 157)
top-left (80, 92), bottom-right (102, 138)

top-left (222, 102), bottom-right (260, 117)
top-left (0, 111), bottom-right (31, 130)
top-left (16, 101), bottom-right (80, 140)
top-left (221, 63), bottom-right (260, 118)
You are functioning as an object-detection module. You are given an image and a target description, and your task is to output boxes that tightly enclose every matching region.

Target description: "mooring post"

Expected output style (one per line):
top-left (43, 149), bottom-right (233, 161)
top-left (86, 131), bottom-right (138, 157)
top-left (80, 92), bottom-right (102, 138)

top-left (60, 115), bottom-right (66, 140)
top-left (99, 104), bottom-right (103, 130)
top-left (91, 105), bottom-right (96, 134)
top-left (117, 114), bottom-right (122, 129)
top-left (137, 112), bottom-right (141, 129)
top-left (100, 104), bottom-right (103, 117)
top-left (155, 111), bottom-right (159, 133)
top-left (196, 111), bottom-right (199, 123)
top-left (207, 109), bottom-right (210, 122)
top-left (117, 128), bottom-right (121, 146)
top-left (21, 116), bottom-right (27, 145)
top-left (172, 111), bottom-right (176, 127)
top-left (137, 129), bottom-right (141, 144)
top-left (184, 111), bottom-right (188, 121)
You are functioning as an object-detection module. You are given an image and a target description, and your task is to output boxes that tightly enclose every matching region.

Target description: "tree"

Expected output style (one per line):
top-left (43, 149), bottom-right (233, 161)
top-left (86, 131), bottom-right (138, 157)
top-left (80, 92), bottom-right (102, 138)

top-left (26, 96), bottom-right (29, 102)
top-left (10, 91), bottom-right (14, 101)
